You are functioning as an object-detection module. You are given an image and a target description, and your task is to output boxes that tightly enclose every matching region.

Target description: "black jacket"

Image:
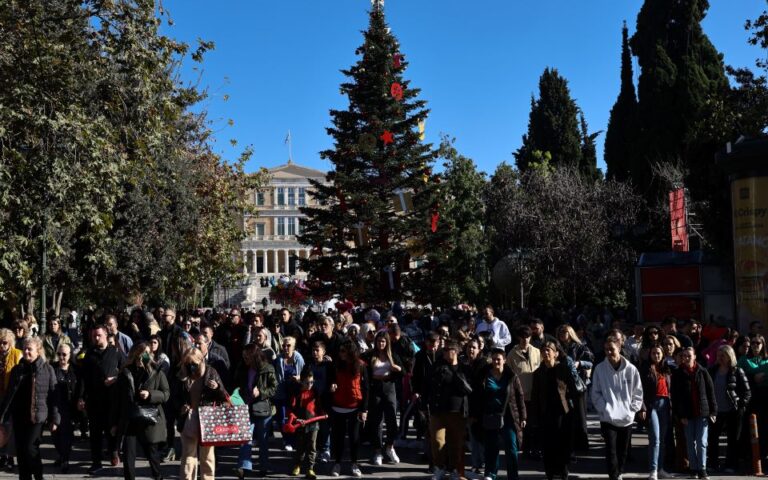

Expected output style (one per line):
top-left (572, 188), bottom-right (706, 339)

top-left (639, 364), bottom-right (672, 411)
top-left (708, 365), bottom-right (751, 411)
top-left (412, 348), bottom-right (436, 401)
top-left (77, 345), bottom-right (124, 408)
top-left (427, 360), bottom-right (472, 416)
top-left (53, 364), bottom-right (79, 418)
top-left (113, 365), bottom-right (170, 444)
top-left (671, 364), bottom-right (717, 419)
top-left (0, 357), bottom-right (59, 425)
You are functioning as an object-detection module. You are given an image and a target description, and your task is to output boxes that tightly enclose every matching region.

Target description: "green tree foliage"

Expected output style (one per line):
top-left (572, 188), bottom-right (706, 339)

top-left (605, 22), bottom-right (640, 184)
top-left (488, 167), bottom-right (644, 306)
top-left (515, 68), bottom-right (596, 178)
top-left (0, 0), bottom-right (263, 313)
top-left (629, 0), bottom-right (731, 252)
top-left (298, 4), bottom-right (438, 304)
top-left (413, 136), bottom-right (488, 306)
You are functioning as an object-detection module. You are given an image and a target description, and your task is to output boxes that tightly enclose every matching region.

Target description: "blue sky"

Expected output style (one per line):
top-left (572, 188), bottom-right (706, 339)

top-left (164, 1), bottom-right (764, 175)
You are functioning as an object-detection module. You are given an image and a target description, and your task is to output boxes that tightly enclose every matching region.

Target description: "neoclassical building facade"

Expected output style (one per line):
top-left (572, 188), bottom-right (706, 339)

top-left (219, 161), bottom-right (327, 309)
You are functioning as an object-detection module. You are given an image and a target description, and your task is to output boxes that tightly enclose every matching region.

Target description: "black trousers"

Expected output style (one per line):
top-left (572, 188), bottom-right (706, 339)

top-left (600, 422), bottom-right (631, 480)
top-left (13, 419), bottom-right (44, 480)
top-left (708, 409), bottom-right (743, 470)
top-left (540, 413), bottom-right (571, 479)
top-left (163, 402), bottom-right (176, 451)
top-left (370, 382), bottom-right (398, 449)
top-left (89, 409), bottom-right (117, 466)
top-left (122, 435), bottom-right (162, 480)
top-left (331, 410), bottom-right (362, 464)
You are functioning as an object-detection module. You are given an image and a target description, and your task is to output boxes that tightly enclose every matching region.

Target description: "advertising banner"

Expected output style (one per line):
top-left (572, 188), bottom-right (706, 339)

top-left (731, 176), bottom-right (768, 332)
top-left (669, 188), bottom-right (689, 252)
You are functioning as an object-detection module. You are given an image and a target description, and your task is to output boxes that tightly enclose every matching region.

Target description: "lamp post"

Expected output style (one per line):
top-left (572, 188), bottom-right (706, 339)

top-left (40, 209), bottom-right (47, 334)
top-left (514, 248), bottom-right (527, 310)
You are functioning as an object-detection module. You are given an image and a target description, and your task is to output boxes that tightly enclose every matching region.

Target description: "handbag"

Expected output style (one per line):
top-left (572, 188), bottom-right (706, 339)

top-left (126, 370), bottom-right (160, 426)
top-left (198, 403), bottom-right (251, 446)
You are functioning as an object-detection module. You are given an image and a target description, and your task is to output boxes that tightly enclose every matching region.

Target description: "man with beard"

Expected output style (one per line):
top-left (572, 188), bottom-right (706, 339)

top-left (77, 325), bottom-right (123, 474)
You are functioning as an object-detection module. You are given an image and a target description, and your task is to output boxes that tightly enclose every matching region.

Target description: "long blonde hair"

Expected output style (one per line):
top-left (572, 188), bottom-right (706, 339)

top-left (372, 331), bottom-right (395, 367)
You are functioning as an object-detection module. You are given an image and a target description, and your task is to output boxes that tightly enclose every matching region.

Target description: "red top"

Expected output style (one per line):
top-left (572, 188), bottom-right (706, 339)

top-left (656, 375), bottom-right (669, 398)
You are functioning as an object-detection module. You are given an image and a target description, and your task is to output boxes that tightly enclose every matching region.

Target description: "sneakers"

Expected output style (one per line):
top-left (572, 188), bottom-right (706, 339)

top-left (318, 450), bottom-right (331, 463)
top-left (658, 470), bottom-right (673, 479)
top-left (699, 470), bottom-right (710, 480)
top-left (306, 469), bottom-right (317, 480)
top-left (385, 446), bottom-right (400, 464)
top-left (372, 453), bottom-right (383, 466)
top-left (649, 472), bottom-right (657, 480)
top-left (331, 463), bottom-right (341, 477)
top-left (484, 477), bottom-right (494, 480)
top-left (351, 463), bottom-right (363, 478)
top-left (291, 465), bottom-right (301, 476)
top-left (285, 444), bottom-right (294, 452)
top-left (87, 464), bottom-right (104, 475)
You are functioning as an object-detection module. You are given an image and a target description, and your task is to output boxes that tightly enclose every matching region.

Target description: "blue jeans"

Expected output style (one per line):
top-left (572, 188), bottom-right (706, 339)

top-left (684, 417), bottom-right (708, 472)
top-left (238, 415), bottom-right (272, 471)
top-left (484, 424), bottom-right (519, 480)
top-left (648, 397), bottom-right (670, 472)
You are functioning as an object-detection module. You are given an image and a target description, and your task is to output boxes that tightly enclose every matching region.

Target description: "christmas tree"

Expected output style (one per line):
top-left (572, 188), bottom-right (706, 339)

top-left (299, 1), bottom-right (439, 304)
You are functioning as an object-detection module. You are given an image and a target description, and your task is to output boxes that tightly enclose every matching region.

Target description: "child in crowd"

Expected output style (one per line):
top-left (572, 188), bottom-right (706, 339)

top-left (288, 368), bottom-right (324, 479)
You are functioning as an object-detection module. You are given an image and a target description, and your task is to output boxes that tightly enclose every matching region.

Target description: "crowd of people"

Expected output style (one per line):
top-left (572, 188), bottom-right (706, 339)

top-left (0, 303), bottom-right (766, 480)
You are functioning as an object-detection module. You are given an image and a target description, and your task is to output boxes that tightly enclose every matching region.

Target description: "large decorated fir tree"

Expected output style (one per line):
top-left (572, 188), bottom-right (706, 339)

top-left (299, 1), bottom-right (439, 304)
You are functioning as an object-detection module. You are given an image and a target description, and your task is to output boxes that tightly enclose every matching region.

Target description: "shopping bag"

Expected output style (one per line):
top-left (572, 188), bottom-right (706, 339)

top-left (198, 403), bottom-right (251, 446)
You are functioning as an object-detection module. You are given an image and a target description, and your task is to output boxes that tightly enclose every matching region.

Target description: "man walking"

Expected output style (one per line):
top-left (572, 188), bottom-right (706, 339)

top-left (591, 337), bottom-right (644, 480)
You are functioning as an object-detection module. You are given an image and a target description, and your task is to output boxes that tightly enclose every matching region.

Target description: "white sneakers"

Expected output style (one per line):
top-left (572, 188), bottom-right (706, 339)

top-left (385, 446), bottom-right (400, 464)
top-left (372, 453), bottom-right (383, 466)
top-left (351, 463), bottom-right (363, 477)
top-left (331, 463), bottom-right (341, 477)
top-left (649, 472), bottom-right (658, 480)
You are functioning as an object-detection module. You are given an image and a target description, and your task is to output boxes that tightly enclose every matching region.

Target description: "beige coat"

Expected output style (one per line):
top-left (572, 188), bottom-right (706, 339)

top-left (506, 344), bottom-right (541, 402)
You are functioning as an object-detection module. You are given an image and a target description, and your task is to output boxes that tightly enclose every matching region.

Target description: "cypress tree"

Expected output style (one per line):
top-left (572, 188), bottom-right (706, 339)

top-left (630, 0), bottom-right (728, 177)
top-left (515, 68), bottom-right (584, 174)
top-left (299, 3), bottom-right (439, 303)
top-left (605, 22), bottom-right (640, 184)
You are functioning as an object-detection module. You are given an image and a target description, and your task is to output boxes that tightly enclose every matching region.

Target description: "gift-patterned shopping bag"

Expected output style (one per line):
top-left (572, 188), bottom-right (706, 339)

top-left (198, 403), bottom-right (251, 446)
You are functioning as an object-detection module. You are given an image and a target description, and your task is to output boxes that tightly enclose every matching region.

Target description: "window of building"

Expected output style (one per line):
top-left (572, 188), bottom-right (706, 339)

top-left (256, 191), bottom-right (265, 206)
top-left (287, 188), bottom-right (295, 206)
top-left (277, 217), bottom-right (285, 235)
top-left (287, 217), bottom-right (296, 236)
top-left (255, 223), bottom-right (265, 236)
top-left (277, 187), bottom-right (285, 206)
top-left (296, 218), bottom-right (301, 235)
top-left (298, 187), bottom-right (306, 206)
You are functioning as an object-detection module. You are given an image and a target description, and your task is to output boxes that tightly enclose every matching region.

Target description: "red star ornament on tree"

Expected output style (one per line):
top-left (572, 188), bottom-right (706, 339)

top-left (390, 82), bottom-right (403, 101)
top-left (380, 130), bottom-right (394, 145)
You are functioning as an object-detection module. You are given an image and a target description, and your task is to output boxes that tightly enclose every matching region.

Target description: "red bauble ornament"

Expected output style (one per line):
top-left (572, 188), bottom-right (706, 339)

top-left (380, 130), bottom-right (394, 145)
top-left (390, 82), bottom-right (403, 101)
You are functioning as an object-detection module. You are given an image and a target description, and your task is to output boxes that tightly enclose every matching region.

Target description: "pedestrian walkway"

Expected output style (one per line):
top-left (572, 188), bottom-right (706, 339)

top-left (12, 415), bottom-right (749, 479)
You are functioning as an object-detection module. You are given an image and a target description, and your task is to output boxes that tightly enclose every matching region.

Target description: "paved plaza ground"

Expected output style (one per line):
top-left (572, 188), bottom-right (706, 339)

top-left (4, 415), bottom-right (756, 480)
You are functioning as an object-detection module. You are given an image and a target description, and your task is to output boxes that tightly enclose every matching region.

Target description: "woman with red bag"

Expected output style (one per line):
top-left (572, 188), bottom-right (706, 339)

top-left (175, 347), bottom-right (228, 480)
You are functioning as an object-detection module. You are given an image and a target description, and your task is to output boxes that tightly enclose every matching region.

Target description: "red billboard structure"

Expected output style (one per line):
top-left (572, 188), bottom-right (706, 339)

top-left (669, 188), bottom-right (689, 252)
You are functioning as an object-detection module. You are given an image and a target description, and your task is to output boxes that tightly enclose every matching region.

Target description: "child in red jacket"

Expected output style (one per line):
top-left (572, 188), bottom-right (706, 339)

top-left (288, 368), bottom-right (324, 479)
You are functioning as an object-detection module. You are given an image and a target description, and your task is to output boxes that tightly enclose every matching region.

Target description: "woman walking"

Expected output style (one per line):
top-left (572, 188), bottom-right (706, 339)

top-left (640, 343), bottom-right (672, 480)
top-left (364, 331), bottom-right (403, 466)
top-left (52, 343), bottom-right (78, 472)
top-left (530, 340), bottom-right (574, 480)
top-left (176, 347), bottom-right (229, 480)
top-left (236, 344), bottom-right (277, 478)
top-left (478, 348), bottom-right (526, 480)
top-left (328, 338), bottom-right (369, 478)
top-left (707, 344), bottom-right (751, 473)
top-left (0, 336), bottom-right (58, 480)
top-left (113, 342), bottom-right (169, 480)
top-left (0, 328), bottom-right (22, 470)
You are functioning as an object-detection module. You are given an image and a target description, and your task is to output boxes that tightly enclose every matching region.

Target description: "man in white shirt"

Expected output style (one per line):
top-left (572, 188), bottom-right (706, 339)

top-left (591, 336), bottom-right (644, 480)
top-left (474, 306), bottom-right (511, 350)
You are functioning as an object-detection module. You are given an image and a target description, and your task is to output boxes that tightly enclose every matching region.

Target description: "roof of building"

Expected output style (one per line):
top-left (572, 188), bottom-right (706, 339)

top-left (268, 162), bottom-right (326, 179)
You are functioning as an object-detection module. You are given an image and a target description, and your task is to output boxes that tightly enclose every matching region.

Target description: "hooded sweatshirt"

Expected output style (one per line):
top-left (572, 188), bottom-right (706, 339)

top-left (591, 356), bottom-right (644, 427)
